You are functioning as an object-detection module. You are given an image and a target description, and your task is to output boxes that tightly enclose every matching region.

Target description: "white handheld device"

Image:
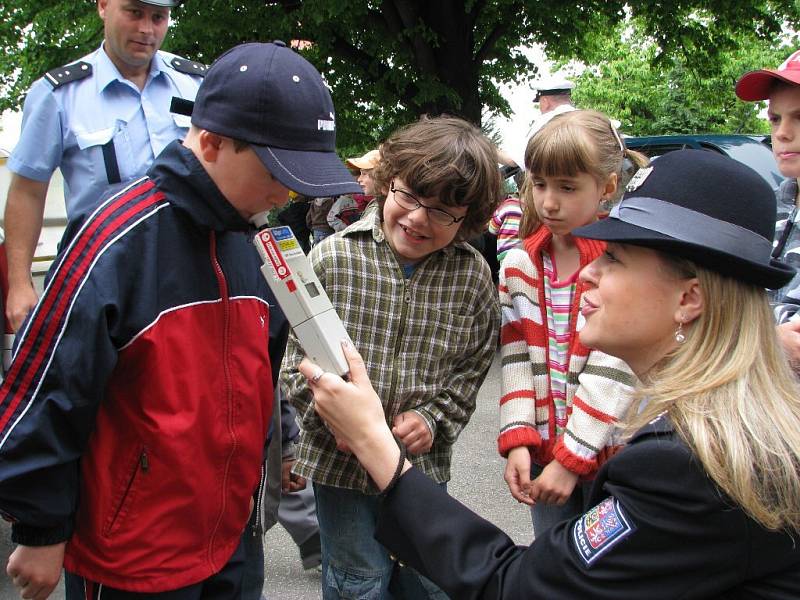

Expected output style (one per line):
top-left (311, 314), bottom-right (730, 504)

top-left (251, 213), bottom-right (352, 376)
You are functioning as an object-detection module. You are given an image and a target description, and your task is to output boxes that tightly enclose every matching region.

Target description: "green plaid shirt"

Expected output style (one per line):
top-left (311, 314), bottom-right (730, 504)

top-left (281, 210), bottom-right (500, 493)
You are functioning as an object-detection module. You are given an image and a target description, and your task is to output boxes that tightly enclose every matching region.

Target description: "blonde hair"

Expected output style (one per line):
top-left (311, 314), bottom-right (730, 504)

top-left (518, 110), bottom-right (648, 238)
top-left (631, 260), bottom-right (800, 532)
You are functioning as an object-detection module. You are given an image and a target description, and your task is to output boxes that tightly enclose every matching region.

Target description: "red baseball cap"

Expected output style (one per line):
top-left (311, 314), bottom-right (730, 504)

top-left (735, 49), bottom-right (800, 101)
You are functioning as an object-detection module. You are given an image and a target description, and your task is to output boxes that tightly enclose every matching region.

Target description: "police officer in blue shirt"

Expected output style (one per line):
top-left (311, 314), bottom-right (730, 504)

top-left (3, 0), bottom-right (205, 331)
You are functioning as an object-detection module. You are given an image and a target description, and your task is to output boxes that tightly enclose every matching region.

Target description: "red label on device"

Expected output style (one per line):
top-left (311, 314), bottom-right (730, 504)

top-left (258, 230), bottom-right (290, 280)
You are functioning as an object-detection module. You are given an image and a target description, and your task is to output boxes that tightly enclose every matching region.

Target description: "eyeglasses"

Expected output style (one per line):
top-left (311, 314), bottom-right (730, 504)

top-left (389, 180), bottom-right (466, 227)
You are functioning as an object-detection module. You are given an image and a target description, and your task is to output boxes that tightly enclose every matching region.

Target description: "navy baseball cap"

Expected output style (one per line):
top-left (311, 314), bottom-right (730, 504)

top-left (188, 41), bottom-right (360, 198)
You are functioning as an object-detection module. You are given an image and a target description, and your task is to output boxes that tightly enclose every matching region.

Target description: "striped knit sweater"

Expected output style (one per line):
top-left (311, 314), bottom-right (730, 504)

top-left (497, 226), bottom-right (636, 476)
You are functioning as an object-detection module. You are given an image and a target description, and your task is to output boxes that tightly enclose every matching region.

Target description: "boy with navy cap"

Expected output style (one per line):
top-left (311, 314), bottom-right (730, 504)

top-left (736, 49), bottom-right (800, 370)
top-left (0, 41), bottom-right (360, 599)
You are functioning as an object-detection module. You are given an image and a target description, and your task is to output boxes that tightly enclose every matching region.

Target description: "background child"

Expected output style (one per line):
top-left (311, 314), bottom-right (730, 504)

top-left (489, 193), bottom-right (523, 264)
top-left (281, 116), bottom-right (501, 599)
top-left (306, 196), bottom-right (336, 245)
top-left (497, 110), bottom-right (647, 536)
top-left (346, 148), bottom-right (381, 207)
top-left (735, 49), bottom-right (800, 371)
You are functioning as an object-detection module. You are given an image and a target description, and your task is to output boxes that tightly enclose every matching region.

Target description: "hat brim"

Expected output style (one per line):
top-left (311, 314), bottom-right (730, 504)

top-left (346, 158), bottom-right (376, 170)
top-left (573, 216), bottom-right (796, 290)
top-left (735, 69), bottom-right (800, 101)
top-left (252, 145), bottom-right (362, 198)
top-left (139, 0), bottom-right (182, 6)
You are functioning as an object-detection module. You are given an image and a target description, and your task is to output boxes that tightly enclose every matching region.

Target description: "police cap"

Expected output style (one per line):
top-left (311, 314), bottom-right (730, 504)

top-left (532, 76), bottom-right (575, 102)
top-left (91, 0), bottom-right (183, 6)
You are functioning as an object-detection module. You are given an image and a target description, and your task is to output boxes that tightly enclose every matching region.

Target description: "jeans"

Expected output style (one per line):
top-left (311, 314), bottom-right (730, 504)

top-left (241, 507), bottom-right (266, 600)
top-left (312, 229), bottom-right (333, 246)
top-left (314, 483), bottom-right (449, 600)
top-left (529, 463), bottom-right (592, 538)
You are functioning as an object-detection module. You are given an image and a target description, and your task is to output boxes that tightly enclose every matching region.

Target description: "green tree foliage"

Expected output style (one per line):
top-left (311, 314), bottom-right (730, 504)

top-left (1, 1), bottom-right (797, 151)
top-left (565, 17), bottom-right (799, 135)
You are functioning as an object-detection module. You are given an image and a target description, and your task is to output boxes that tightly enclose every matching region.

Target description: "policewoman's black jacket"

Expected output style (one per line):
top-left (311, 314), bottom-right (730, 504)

top-left (376, 417), bottom-right (800, 599)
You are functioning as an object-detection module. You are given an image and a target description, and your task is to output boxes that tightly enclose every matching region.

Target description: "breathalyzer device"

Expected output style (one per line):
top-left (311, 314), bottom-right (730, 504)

top-left (251, 212), bottom-right (352, 376)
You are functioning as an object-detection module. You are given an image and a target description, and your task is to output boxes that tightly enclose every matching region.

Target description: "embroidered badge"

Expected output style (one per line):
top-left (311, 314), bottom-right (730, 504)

top-left (572, 497), bottom-right (634, 566)
top-left (625, 166), bottom-right (653, 192)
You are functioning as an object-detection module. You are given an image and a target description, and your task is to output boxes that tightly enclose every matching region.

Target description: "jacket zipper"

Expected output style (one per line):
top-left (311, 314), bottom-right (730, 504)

top-left (253, 462), bottom-right (266, 537)
top-left (104, 448), bottom-right (148, 536)
top-left (207, 231), bottom-right (237, 567)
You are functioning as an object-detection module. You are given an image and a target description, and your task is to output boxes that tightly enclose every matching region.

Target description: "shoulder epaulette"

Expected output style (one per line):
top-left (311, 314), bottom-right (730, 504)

top-left (44, 61), bottom-right (92, 89)
top-left (170, 56), bottom-right (208, 77)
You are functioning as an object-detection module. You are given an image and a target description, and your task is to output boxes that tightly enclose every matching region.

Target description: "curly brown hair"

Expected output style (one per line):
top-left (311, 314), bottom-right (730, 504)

top-left (371, 115), bottom-right (502, 241)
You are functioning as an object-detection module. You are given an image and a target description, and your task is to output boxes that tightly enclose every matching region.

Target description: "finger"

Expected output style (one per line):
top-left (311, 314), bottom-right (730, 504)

top-left (298, 358), bottom-right (322, 383)
top-left (511, 485), bottom-right (533, 505)
top-left (504, 472), bottom-right (529, 503)
top-left (309, 368), bottom-right (326, 385)
top-left (26, 583), bottom-right (51, 600)
top-left (19, 581), bottom-right (35, 599)
top-left (391, 423), bottom-right (409, 439)
top-left (406, 439), bottom-right (424, 455)
top-left (285, 480), bottom-right (303, 493)
top-left (397, 430), bottom-right (417, 448)
top-left (528, 481), bottom-right (542, 502)
top-left (517, 470), bottom-right (532, 490)
top-left (339, 340), bottom-right (369, 384)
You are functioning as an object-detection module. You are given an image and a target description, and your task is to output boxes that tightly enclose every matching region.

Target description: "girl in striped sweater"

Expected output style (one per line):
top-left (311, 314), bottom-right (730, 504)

top-left (498, 110), bottom-right (648, 536)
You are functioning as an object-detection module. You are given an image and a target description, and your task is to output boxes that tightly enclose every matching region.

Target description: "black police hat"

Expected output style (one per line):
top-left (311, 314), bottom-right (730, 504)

top-left (573, 149), bottom-right (795, 289)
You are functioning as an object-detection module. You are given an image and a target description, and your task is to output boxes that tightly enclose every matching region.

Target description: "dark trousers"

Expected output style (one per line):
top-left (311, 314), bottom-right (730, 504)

top-left (65, 535), bottom-right (246, 600)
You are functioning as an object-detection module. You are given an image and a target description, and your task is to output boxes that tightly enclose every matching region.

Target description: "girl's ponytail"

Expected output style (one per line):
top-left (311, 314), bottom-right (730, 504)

top-left (521, 111), bottom-right (652, 224)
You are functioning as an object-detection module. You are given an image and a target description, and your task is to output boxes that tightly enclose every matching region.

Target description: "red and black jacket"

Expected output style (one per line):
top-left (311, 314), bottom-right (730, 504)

top-left (0, 141), bottom-right (288, 592)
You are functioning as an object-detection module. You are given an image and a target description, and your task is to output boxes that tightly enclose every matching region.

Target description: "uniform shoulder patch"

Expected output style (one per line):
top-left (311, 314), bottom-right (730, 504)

top-left (572, 497), bottom-right (635, 567)
top-left (44, 61), bottom-right (92, 89)
top-left (170, 56), bottom-right (208, 77)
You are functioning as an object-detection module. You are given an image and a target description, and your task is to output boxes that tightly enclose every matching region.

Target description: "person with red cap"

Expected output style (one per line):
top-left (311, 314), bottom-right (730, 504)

top-left (736, 49), bottom-right (800, 370)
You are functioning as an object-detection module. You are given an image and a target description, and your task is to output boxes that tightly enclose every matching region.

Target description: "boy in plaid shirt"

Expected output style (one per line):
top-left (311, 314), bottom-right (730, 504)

top-left (281, 116), bottom-right (501, 599)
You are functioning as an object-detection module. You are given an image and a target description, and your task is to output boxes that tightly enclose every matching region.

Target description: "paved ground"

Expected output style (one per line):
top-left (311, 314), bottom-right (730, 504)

top-left (1, 352), bottom-right (530, 598)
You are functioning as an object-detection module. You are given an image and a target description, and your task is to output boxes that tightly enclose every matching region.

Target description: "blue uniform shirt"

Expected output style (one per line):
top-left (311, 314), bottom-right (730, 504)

top-left (8, 45), bottom-right (202, 219)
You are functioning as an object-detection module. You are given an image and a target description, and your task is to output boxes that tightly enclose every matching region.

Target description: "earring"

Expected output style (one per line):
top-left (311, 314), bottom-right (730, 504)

top-left (674, 321), bottom-right (686, 344)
